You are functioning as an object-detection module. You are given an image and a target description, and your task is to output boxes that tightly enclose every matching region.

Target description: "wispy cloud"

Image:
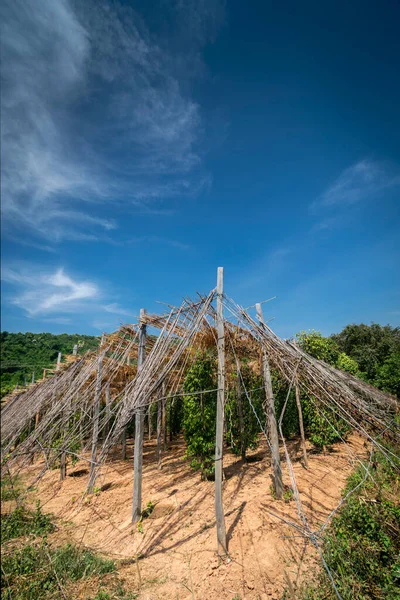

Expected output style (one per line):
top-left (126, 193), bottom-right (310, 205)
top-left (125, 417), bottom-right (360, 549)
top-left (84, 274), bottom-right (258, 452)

top-left (2, 266), bottom-right (99, 316)
top-left (102, 303), bottom-right (134, 317)
top-left (1, 0), bottom-right (223, 242)
top-left (311, 159), bottom-right (400, 211)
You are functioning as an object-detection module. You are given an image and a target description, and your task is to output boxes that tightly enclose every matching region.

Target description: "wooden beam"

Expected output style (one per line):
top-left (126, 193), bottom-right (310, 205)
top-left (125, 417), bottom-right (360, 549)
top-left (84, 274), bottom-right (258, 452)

top-left (256, 303), bottom-right (283, 500)
top-left (132, 308), bottom-right (147, 523)
top-left (88, 354), bottom-right (103, 493)
top-left (215, 267), bottom-right (227, 555)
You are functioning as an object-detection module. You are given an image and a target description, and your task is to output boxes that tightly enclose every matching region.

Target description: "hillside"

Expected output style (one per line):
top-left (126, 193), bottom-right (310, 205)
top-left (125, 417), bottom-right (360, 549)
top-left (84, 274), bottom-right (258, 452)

top-left (0, 332), bottom-right (100, 398)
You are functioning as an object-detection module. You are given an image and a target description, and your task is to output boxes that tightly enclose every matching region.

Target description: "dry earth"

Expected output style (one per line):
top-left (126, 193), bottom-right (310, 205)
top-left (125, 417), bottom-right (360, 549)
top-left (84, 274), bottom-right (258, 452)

top-left (15, 434), bottom-right (366, 600)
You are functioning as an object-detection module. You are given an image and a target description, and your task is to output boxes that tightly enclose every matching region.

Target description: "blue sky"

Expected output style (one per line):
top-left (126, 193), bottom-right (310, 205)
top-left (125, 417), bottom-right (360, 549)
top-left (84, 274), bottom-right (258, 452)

top-left (1, 0), bottom-right (399, 338)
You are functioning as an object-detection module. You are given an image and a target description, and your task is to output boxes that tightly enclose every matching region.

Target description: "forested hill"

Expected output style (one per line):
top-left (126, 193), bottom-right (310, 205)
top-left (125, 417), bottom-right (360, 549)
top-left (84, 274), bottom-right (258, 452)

top-left (1, 332), bottom-right (99, 397)
top-left (1, 324), bottom-right (399, 400)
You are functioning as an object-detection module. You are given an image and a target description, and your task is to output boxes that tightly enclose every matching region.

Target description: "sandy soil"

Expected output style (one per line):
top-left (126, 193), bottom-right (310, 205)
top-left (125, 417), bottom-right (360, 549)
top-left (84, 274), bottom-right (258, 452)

top-left (19, 434), bottom-right (366, 600)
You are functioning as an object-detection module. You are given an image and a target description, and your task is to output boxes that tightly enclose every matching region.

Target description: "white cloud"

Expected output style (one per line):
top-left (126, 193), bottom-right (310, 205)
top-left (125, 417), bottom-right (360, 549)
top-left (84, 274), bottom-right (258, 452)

top-left (103, 303), bottom-right (134, 317)
top-left (2, 266), bottom-right (99, 316)
top-left (312, 159), bottom-right (400, 211)
top-left (1, 0), bottom-right (222, 242)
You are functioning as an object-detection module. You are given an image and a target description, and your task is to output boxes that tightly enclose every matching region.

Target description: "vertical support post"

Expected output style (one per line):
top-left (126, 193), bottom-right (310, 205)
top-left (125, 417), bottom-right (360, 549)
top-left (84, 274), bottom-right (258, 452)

top-left (56, 352), bottom-right (62, 371)
top-left (73, 344), bottom-right (78, 356)
top-left (215, 267), bottom-right (227, 556)
top-left (88, 354), bottom-right (103, 493)
top-left (132, 308), bottom-right (147, 523)
top-left (256, 303), bottom-right (283, 500)
top-left (31, 372), bottom-right (35, 385)
top-left (295, 381), bottom-right (308, 468)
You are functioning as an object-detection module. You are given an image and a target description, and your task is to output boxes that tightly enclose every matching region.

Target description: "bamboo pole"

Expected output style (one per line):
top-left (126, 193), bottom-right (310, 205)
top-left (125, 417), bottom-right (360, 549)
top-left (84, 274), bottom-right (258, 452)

top-left (132, 308), bottom-right (147, 523)
top-left (295, 381), bottom-right (308, 468)
top-left (256, 303), bottom-right (283, 500)
top-left (88, 354), bottom-right (103, 493)
top-left (215, 267), bottom-right (227, 555)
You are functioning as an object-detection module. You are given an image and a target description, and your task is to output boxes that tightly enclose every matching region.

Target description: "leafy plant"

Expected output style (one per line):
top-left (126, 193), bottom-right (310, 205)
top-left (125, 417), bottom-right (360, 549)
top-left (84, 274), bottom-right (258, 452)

top-left (183, 353), bottom-right (217, 479)
top-left (297, 449), bottom-right (400, 599)
top-left (1, 501), bottom-right (55, 542)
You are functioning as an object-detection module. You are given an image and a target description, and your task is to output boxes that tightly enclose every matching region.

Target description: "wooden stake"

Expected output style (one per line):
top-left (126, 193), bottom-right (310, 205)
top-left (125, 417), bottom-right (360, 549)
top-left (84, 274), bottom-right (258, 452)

top-left (215, 267), bottom-right (227, 555)
top-left (132, 308), bottom-right (147, 523)
top-left (295, 381), bottom-right (308, 468)
top-left (56, 352), bottom-right (62, 371)
top-left (88, 354), bottom-right (103, 493)
top-left (256, 303), bottom-right (283, 500)
top-left (72, 344), bottom-right (78, 356)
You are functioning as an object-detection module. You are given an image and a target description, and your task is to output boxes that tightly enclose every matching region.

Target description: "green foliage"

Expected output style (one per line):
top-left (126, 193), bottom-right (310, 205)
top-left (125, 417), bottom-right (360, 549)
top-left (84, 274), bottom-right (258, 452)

top-left (332, 323), bottom-right (400, 385)
top-left (302, 396), bottom-right (349, 450)
top-left (296, 330), bottom-right (340, 365)
top-left (1, 331), bottom-right (99, 398)
top-left (336, 351), bottom-right (360, 375)
top-left (1, 473), bottom-right (22, 501)
top-left (1, 542), bottom-right (115, 599)
top-left (225, 365), bottom-right (263, 458)
top-left (183, 352), bottom-right (217, 479)
top-left (298, 450), bottom-right (400, 600)
top-left (375, 352), bottom-right (400, 397)
top-left (1, 501), bottom-right (55, 542)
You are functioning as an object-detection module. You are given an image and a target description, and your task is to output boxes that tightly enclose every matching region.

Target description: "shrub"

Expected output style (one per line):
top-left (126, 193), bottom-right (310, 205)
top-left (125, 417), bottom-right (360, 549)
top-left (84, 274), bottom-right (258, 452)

top-left (183, 353), bottom-right (217, 479)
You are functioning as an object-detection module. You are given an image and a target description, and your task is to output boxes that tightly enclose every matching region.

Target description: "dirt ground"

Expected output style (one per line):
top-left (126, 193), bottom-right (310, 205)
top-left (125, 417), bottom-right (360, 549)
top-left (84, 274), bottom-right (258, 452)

top-left (19, 434), bottom-right (366, 600)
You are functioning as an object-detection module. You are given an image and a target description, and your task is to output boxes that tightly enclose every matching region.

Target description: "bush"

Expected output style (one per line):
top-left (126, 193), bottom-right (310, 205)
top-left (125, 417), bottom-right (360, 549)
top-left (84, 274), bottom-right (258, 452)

top-left (298, 450), bottom-right (400, 599)
top-left (183, 353), bottom-right (217, 479)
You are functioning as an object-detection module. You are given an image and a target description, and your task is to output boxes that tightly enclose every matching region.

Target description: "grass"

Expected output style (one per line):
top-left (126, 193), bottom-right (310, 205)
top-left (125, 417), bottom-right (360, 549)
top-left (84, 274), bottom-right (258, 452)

top-left (0, 478), bottom-right (136, 600)
top-left (1, 500), bottom-right (55, 542)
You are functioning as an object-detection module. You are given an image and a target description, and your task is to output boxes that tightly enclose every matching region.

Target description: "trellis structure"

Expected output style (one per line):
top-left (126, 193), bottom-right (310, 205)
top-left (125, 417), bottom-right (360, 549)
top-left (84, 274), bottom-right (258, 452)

top-left (1, 268), bottom-right (398, 596)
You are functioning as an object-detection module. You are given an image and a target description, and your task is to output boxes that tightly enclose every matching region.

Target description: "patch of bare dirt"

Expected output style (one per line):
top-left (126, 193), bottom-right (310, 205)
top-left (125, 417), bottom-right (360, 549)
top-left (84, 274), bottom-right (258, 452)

top-left (21, 434), bottom-right (367, 600)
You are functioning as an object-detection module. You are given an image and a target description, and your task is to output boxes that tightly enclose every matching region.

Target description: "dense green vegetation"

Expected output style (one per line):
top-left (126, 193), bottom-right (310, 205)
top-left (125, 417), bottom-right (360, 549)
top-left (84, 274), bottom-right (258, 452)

top-left (1, 332), bottom-right (99, 398)
top-left (296, 446), bottom-right (400, 600)
top-left (297, 323), bottom-right (400, 396)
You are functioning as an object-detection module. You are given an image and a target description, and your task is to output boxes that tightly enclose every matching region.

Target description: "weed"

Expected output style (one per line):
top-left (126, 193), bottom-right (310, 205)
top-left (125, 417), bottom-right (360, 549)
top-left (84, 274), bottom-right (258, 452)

top-left (1, 501), bottom-right (55, 542)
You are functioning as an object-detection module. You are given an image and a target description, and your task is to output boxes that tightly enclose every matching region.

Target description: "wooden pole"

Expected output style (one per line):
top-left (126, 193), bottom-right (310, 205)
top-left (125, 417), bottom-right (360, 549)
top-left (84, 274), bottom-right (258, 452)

top-left (215, 267), bottom-right (227, 555)
top-left (72, 344), bottom-right (78, 356)
top-left (132, 308), bottom-right (147, 523)
top-left (88, 354), bottom-right (103, 493)
top-left (256, 303), bottom-right (283, 500)
top-left (295, 381), bottom-right (308, 468)
top-left (31, 372), bottom-right (35, 384)
top-left (56, 352), bottom-right (62, 371)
